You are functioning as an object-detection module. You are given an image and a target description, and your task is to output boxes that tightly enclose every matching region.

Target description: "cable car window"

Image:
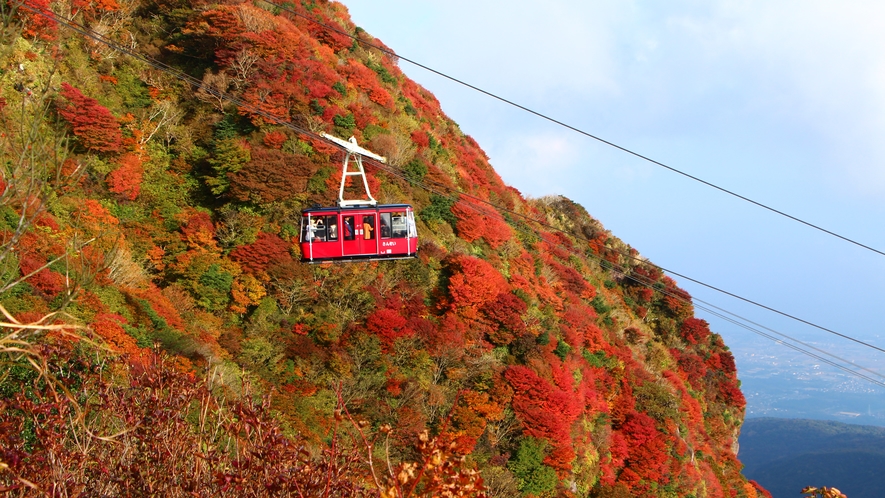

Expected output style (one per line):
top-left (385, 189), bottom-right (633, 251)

top-left (380, 213), bottom-right (392, 238)
top-left (343, 216), bottom-right (355, 240)
top-left (390, 211), bottom-right (408, 238)
top-left (301, 216), bottom-right (311, 242)
top-left (363, 215), bottom-right (375, 240)
top-left (326, 216), bottom-right (338, 241)
top-left (302, 215), bottom-right (324, 242)
top-left (314, 217), bottom-right (327, 241)
top-left (407, 210), bottom-right (417, 238)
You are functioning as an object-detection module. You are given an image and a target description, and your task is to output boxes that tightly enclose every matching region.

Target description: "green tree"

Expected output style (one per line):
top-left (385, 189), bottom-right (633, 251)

top-left (508, 437), bottom-right (557, 496)
top-left (205, 138), bottom-right (250, 195)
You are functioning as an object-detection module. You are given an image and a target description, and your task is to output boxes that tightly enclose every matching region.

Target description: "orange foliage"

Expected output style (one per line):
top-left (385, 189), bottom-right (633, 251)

top-left (481, 211), bottom-right (512, 249)
top-left (18, 253), bottom-right (65, 297)
top-left (262, 130), bottom-right (287, 149)
top-left (106, 153), bottom-right (143, 200)
top-left (450, 200), bottom-right (484, 243)
top-left (56, 83), bottom-right (122, 153)
top-left (15, 0), bottom-right (57, 40)
top-left (179, 211), bottom-right (218, 251)
top-left (229, 273), bottom-right (266, 314)
top-left (229, 232), bottom-right (293, 276)
top-left (92, 313), bottom-right (142, 357)
top-left (77, 199), bottom-right (120, 229)
top-left (128, 285), bottom-right (186, 331)
top-left (444, 254), bottom-right (508, 320)
top-left (342, 59), bottom-right (393, 109)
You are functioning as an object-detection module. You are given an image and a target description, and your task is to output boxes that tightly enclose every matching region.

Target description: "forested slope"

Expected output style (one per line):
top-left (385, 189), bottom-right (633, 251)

top-left (0, 1), bottom-right (763, 496)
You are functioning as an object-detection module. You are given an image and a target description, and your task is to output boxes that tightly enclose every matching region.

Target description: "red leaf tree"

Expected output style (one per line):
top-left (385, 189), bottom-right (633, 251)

top-left (230, 232), bottom-right (293, 276)
top-left (480, 292), bottom-right (527, 345)
top-left (106, 153), bottom-right (144, 200)
top-left (504, 364), bottom-right (581, 471)
top-left (450, 200), bottom-right (484, 243)
top-left (228, 148), bottom-right (311, 203)
top-left (680, 317), bottom-right (711, 345)
top-left (365, 308), bottom-right (414, 351)
top-left (617, 411), bottom-right (671, 492)
top-left (56, 83), bottom-right (122, 153)
top-left (443, 254), bottom-right (508, 320)
top-left (15, 0), bottom-right (57, 40)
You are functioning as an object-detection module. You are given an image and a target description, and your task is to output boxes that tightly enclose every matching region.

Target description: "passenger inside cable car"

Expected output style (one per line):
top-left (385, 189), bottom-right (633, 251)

top-left (343, 216), bottom-right (354, 240)
top-left (363, 217), bottom-right (374, 240)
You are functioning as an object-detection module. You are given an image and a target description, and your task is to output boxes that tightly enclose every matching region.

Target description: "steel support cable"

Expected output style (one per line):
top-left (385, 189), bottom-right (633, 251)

top-left (617, 268), bottom-right (885, 384)
top-left (380, 165), bottom-right (885, 389)
top-left (365, 157), bottom-right (885, 355)
top-left (686, 293), bottom-right (885, 382)
top-left (592, 251), bottom-right (885, 383)
top-left (694, 304), bottom-right (885, 389)
top-left (31, 5), bottom-right (885, 366)
top-left (260, 0), bottom-right (885, 259)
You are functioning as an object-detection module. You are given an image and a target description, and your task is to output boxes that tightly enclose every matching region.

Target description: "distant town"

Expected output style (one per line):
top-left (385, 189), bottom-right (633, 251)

top-left (732, 339), bottom-right (885, 426)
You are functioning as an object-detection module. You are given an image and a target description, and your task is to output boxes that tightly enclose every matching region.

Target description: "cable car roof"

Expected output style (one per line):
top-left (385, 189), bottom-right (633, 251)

top-left (302, 204), bottom-right (413, 214)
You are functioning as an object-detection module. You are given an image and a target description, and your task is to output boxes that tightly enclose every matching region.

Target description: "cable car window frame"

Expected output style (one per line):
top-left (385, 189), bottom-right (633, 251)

top-left (380, 212), bottom-right (392, 238)
top-left (301, 215), bottom-right (338, 243)
top-left (390, 211), bottom-right (408, 238)
top-left (342, 215), bottom-right (355, 241)
top-left (362, 215), bottom-right (376, 240)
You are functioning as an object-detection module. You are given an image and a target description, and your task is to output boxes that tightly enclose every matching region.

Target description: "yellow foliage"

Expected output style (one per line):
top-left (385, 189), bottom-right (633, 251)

top-left (229, 273), bottom-right (266, 314)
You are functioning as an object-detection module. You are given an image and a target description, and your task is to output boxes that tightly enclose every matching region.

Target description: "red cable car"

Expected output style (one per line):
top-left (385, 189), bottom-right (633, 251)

top-left (300, 135), bottom-right (418, 263)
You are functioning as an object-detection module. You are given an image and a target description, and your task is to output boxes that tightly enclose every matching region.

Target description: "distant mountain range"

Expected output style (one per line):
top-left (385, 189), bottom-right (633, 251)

top-left (739, 417), bottom-right (885, 498)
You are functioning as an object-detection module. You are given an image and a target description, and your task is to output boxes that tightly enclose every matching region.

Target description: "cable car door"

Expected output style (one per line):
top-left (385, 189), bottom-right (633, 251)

top-left (342, 214), bottom-right (377, 256)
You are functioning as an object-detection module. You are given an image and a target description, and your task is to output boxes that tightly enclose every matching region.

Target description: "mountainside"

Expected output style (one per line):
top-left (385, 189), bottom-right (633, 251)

top-left (740, 418), bottom-right (885, 498)
top-left (0, 1), bottom-right (762, 496)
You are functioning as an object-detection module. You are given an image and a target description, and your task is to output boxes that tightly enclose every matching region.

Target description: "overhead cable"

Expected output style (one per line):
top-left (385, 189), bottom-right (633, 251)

top-left (262, 0), bottom-right (885, 259)
top-left (369, 156), bottom-right (885, 356)
top-left (25, 4), bottom-right (885, 386)
top-left (377, 164), bottom-right (885, 389)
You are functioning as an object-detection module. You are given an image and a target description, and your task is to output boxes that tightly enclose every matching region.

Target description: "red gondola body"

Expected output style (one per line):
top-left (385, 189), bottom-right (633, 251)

top-left (299, 204), bottom-right (418, 262)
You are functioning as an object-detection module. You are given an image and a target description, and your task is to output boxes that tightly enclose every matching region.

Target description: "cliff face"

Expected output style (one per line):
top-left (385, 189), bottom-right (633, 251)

top-left (0, 1), bottom-right (762, 496)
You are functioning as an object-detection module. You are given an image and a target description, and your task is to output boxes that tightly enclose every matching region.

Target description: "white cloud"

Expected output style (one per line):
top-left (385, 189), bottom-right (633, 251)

top-left (652, 1), bottom-right (885, 194)
top-left (346, 0), bottom-right (885, 196)
top-left (485, 132), bottom-right (580, 196)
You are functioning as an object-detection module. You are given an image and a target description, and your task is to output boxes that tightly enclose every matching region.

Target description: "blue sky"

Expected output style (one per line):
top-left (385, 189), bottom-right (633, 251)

top-left (341, 0), bottom-right (885, 410)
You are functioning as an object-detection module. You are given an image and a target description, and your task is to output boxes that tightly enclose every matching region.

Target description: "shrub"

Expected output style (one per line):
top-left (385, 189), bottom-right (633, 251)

top-left (106, 154), bottom-right (144, 200)
top-left (420, 194), bottom-right (456, 226)
top-left (402, 158), bottom-right (428, 184)
top-left (508, 438), bottom-right (557, 495)
top-left (56, 83), bottom-right (122, 153)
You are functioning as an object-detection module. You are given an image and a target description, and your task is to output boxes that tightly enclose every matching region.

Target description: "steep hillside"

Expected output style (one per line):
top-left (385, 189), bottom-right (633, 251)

top-left (740, 418), bottom-right (885, 498)
top-left (0, 1), bottom-right (762, 496)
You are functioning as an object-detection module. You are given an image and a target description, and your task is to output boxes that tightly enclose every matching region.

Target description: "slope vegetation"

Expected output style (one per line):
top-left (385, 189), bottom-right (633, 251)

top-left (0, 1), bottom-right (760, 496)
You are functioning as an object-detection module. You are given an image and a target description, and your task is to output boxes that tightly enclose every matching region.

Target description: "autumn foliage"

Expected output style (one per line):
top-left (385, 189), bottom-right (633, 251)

top-left (56, 83), bottom-right (123, 153)
top-left (0, 1), bottom-right (760, 496)
top-left (106, 153), bottom-right (144, 200)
